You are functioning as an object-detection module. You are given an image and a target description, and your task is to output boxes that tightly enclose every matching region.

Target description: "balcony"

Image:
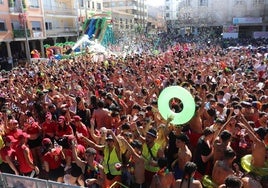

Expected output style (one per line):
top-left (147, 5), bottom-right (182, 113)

top-left (44, 6), bottom-right (77, 17)
top-left (32, 31), bottom-right (43, 38)
top-left (9, 6), bottom-right (23, 13)
top-left (46, 27), bottom-right (78, 37)
top-left (13, 29), bottom-right (30, 38)
top-left (12, 29), bottom-right (45, 39)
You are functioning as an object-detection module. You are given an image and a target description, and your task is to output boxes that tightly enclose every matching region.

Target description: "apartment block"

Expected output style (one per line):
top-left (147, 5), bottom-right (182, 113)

top-left (103, 0), bottom-right (148, 35)
top-left (164, 0), bottom-right (268, 38)
top-left (0, 0), bottom-right (46, 61)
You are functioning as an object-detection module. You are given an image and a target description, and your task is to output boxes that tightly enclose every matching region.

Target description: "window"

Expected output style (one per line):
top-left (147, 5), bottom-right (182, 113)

top-left (45, 22), bottom-right (52, 30)
top-left (166, 13), bottom-right (170, 18)
top-left (235, 0), bottom-right (245, 5)
top-left (79, 0), bottom-right (84, 8)
top-left (199, 0), bottom-right (208, 6)
top-left (0, 0), bottom-right (3, 5)
top-left (11, 21), bottom-right (21, 29)
top-left (91, 1), bottom-right (94, 9)
top-left (103, 2), bottom-right (108, 8)
top-left (0, 21), bottom-right (6, 31)
top-left (253, 0), bottom-right (264, 6)
top-left (166, 6), bottom-right (170, 10)
top-left (31, 21), bottom-right (41, 31)
top-left (185, 0), bottom-right (191, 6)
top-left (29, 0), bottom-right (39, 8)
top-left (97, 3), bottom-right (101, 10)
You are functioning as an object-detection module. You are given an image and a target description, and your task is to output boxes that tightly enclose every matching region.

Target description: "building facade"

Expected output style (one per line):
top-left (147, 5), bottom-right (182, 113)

top-left (0, 0), bottom-right (47, 61)
top-left (42, 0), bottom-right (79, 46)
top-left (102, 0), bottom-right (148, 35)
top-left (164, 0), bottom-right (268, 38)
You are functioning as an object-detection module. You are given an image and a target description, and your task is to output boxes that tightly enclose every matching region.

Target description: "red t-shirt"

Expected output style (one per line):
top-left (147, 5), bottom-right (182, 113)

top-left (43, 147), bottom-right (63, 170)
top-left (42, 121), bottom-right (57, 135)
top-left (24, 122), bottom-right (40, 135)
top-left (56, 124), bottom-right (73, 138)
top-left (76, 124), bottom-right (89, 146)
top-left (64, 148), bottom-right (74, 161)
top-left (7, 129), bottom-right (23, 140)
top-left (0, 146), bottom-right (16, 163)
top-left (15, 144), bottom-right (34, 174)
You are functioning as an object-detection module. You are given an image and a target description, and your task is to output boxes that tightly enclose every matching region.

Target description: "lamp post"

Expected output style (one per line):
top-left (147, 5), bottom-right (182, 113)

top-left (20, 0), bottom-right (31, 63)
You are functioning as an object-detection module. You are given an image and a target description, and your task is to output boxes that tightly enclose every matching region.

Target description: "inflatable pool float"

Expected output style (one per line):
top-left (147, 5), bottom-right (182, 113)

top-left (241, 154), bottom-right (268, 176)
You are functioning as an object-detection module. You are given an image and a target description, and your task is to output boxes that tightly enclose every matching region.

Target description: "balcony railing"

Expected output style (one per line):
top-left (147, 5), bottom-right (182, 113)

top-left (46, 27), bottom-right (78, 37)
top-left (13, 29), bottom-right (30, 38)
top-left (32, 31), bottom-right (43, 38)
top-left (43, 6), bottom-right (77, 16)
top-left (13, 29), bottom-right (45, 39)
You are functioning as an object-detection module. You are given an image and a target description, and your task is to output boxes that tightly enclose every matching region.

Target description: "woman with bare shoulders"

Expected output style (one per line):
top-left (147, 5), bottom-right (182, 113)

top-left (174, 162), bottom-right (202, 188)
top-left (150, 157), bottom-right (175, 188)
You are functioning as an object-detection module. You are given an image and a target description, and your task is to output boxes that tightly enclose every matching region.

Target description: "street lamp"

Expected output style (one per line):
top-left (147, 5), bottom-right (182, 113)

top-left (20, 0), bottom-right (31, 63)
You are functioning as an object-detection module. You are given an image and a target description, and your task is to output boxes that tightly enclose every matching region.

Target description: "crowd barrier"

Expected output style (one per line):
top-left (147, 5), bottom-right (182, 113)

top-left (0, 173), bottom-right (80, 188)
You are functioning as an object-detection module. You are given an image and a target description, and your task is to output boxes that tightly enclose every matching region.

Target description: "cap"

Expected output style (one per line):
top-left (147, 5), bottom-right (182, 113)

top-left (241, 101), bottom-right (252, 108)
top-left (146, 128), bottom-right (157, 138)
top-left (85, 147), bottom-right (97, 155)
top-left (73, 115), bottom-right (82, 121)
top-left (4, 135), bottom-right (17, 143)
top-left (106, 134), bottom-right (113, 140)
top-left (9, 119), bottom-right (18, 124)
top-left (130, 140), bottom-right (142, 149)
top-left (77, 144), bottom-right (86, 154)
top-left (252, 101), bottom-right (262, 110)
top-left (42, 138), bottom-right (52, 146)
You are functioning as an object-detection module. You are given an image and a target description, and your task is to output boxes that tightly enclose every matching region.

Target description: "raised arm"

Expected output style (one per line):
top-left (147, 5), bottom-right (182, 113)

top-left (71, 140), bottom-right (85, 173)
top-left (119, 136), bottom-right (141, 161)
top-left (90, 122), bottom-right (100, 143)
top-left (78, 134), bottom-right (105, 151)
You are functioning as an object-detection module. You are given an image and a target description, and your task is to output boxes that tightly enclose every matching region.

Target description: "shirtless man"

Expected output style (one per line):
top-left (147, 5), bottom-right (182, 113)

top-left (212, 148), bottom-right (239, 185)
top-left (120, 137), bottom-right (145, 188)
top-left (239, 115), bottom-right (266, 167)
top-left (213, 123), bottom-right (263, 188)
top-left (213, 130), bottom-right (232, 163)
top-left (188, 103), bottom-right (203, 134)
top-left (150, 157), bottom-right (175, 188)
top-left (172, 134), bottom-right (192, 179)
top-left (91, 100), bottom-right (112, 129)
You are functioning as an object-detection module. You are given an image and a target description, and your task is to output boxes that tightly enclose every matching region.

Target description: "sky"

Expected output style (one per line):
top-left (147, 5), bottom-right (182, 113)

top-left (147, 0), bottom-right (165, 7)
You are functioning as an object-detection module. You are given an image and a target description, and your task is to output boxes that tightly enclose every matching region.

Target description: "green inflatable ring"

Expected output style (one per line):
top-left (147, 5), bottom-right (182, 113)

top-left (157, 86), bottom-right (195, 125)
top-left (241, 154), bottom-right (252, 173)
top-left (202, 175), bottom-right (217, 188)
top-left (241, 154), bottom-right (268, 176)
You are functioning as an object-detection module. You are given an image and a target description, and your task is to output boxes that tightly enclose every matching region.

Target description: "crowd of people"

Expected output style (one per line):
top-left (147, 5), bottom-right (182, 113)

top-left (0, 38), bottom-right (267, 188)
